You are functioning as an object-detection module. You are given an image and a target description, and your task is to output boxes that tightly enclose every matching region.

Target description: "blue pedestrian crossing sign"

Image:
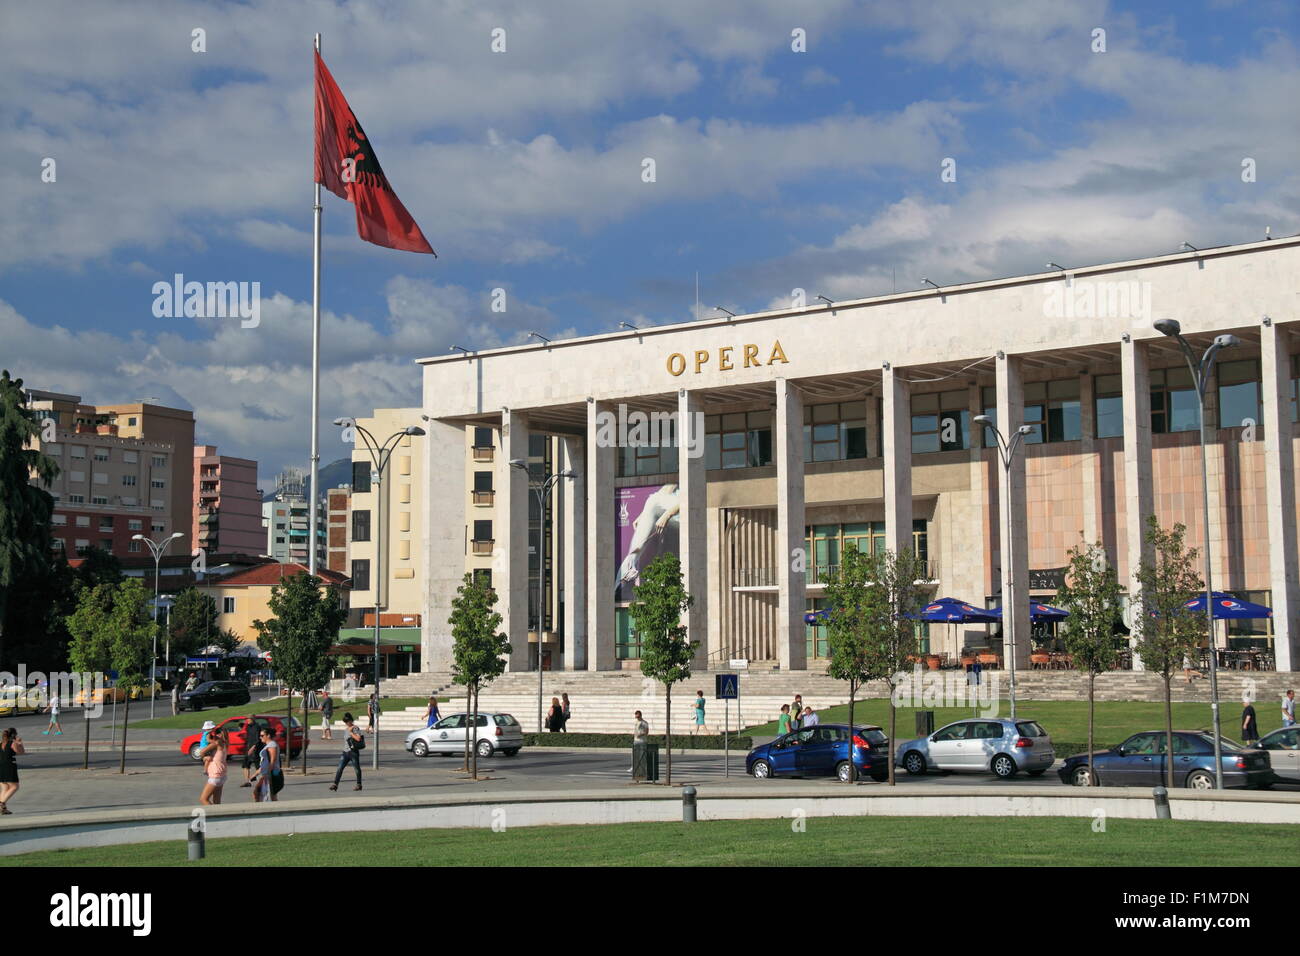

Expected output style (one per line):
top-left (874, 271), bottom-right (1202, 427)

top-left (716, 673), bottom-right (739, 700)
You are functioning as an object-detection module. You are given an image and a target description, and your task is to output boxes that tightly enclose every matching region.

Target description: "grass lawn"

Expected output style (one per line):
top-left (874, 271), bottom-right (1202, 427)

top-left (744, 699), bottom-right (1284, 751)
top-left (5, 816), bottom-right (1294, 867)
top-left (130, 696), bottom-right (448, 731)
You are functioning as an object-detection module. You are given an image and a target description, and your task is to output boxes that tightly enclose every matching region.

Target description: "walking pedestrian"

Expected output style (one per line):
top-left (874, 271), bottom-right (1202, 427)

top-left (240, 719), bottom-right (262, 790)
top-left (546, 697), bottom-right (564, 733)
top-left (790, 694), bottom-right (804, 730)
top-left (0, 727), bottom-right (24, 815)
top-left (692, 689), bottom-right (709, 736)
top-left (249, 727), bottom-right (282, 802)
top-left (777, 703), bottom-right (794, 737)
top-left (320, 690), bottom-right (335, 740)
top-left (1241, 697), bottom-right (1259, 744)
top-left (561, 693), bottom-right (571, 732)
top-left (329, 713), bottom-right (364, 792)
top-left (1283, 689), bottom-right (1296, 728)
top-left (627, 709), bottom-right (649, 772)
top-left (422, 695), bottom-right (441, 729)
top-left (800, 706), bottom-right (819, 727)
top-left (198, 728), bottom-right (229, 805)
top-left (185, 672), bottom-right (198, 692)
top-left (170, 681), bottom-right (179, 716)
top-left (366, 693), bottom-right (381, 733)
top-left (43, 693), bottom-right (63, 735)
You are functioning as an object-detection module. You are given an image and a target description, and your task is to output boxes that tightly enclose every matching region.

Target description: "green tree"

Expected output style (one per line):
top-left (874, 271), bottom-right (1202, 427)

top-left (824, 545), bottom-right (927, 785)
top-left (0, 370), bottom-right (59, 669)
top-left (449, 572), bottom-right (510, 779)
top-left (71, 546), bottom-right (123, 591)
top-left (168, 587), bottom-right (220, 662)
top-left (4, 549), bottom-right (76, 673)
top-left (104, 578), bottom-right (153, 774)
top-left (630, 553), bottom-right (696, 786)
top-left (253, 572), bottom-right (346, 774)
top-left (1133, 516), bottom-right (1206, 788)
top-left (1055, 537), bottom-right (1121, 786)
top-left (66, 582), bottom-right (116, 769)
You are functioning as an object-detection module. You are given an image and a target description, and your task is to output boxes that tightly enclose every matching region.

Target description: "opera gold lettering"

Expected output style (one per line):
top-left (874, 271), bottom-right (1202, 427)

top-left (667, 353), bottom-right (686, 376)
top-left (694, 350), bottom-right (709, 374)
top-left (718, 346), bottom-right (734, 371)
top-left (743, 344), bottom-right (760, 368)
top-left (665, 341), bottom-right (789, 376)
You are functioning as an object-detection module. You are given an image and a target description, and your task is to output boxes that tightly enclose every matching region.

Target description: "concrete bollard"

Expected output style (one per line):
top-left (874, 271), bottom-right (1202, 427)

top-left (682, 786), bottom-right (697, 823)
top-left (1152, 786), bottom-right (1171, 820)
top-left (188, 823), bottom-right (206, 860)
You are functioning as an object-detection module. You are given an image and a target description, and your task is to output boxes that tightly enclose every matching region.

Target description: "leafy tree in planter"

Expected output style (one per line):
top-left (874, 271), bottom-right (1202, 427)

top-left (448, 572), bottom-right (509, 780)
top-left (629, 553), bottom-right (696, 786)
top-left (0, 370), bottom-right (59, 670)
top-left (1055, 537), bottom-right (1120, 786)
top-left (253, 572), bottom-right (346, 774)
top-left (823, 544), bottom-right (927, 785)
top-left (1133, 516), bottom-right (1205, 789)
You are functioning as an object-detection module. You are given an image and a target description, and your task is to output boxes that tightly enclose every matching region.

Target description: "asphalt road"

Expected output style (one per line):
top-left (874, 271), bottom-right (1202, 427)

top-left (2, 710), bottom-right (1295, 817)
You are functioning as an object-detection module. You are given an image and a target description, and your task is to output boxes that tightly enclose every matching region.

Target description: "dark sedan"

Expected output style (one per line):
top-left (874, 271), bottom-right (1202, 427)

top-left (178, 680), bottom-right (250, 712)
top-left (747, 724), bottom-right (890, 782)
top-left (1058, 730), bottom-right (1271, 789)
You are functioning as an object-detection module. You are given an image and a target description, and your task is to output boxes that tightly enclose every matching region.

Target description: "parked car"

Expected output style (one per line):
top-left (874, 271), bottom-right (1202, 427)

top-left (747, 724), bottom-right (890, 782)
top-left (0, 686), bottom-right (43, 716)
top-left (127, 680), bottom-right (163, 701)
top-left (73, 683), bottom-right (127, 706)
top-left (1058, 730), bottom-right (1272, 789)
top-left (179, 714), bottom-right (308, 761)
top-left (405, 712), bottom-right (523, 759)
top-left (178, 680), bottom-right (251, 712)
top-left (896, 717), bottom-right (1055, 779)
top-left (1246, 726), bottom-right (1300, 784)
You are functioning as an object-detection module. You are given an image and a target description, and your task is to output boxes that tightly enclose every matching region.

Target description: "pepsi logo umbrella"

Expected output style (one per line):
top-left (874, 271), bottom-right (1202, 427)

top-left (985, 602), bottom-right (1070, 621)
top-left (1181, 592), bottom-right (1272, 619)
top-left (913, 597), bottom-right (999, 623)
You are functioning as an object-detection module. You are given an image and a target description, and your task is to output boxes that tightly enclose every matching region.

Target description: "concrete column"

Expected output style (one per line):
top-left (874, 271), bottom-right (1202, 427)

top-left (499, 409), bottom-right (531, 672)
top-left (706, 506), bottom-right (723, 663)
top-left (1121, 336), bottom-right (1154, 670)
top-left (775, 378), bottom-right (807, 671)
top-left (560, 435), bottom-right (586, 671)
top-left (995, 354), bottom-right (1031, 671)
top-left (882, 364), bottom-right (913, 556)
top-left (678, 389), bottom-right (708, 668)
top-left (864, 392), bottom-right (881, 458)
top-left (1261, 322), bottom-right (1300, 671)
top-left (1079, 371), bottom-right (1099, 544)
top-left (586, 399), bottom-right (617, 670)
top-left (420, 418), bottom-right (465, 672)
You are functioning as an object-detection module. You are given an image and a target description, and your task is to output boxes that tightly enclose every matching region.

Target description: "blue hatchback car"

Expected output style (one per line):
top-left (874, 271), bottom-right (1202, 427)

top-left (747, 724), bottom-right (890, 782)
top-left (1057, 730), bottom-right (1272, 789)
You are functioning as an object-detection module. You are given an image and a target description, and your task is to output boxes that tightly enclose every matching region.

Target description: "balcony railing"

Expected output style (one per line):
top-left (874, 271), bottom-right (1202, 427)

top-left (471, 538), bottom-right (495, 556)
top-left (472, 445), bottom-right (495, 462)
top-left (472, 490), bottom-right (495, 505)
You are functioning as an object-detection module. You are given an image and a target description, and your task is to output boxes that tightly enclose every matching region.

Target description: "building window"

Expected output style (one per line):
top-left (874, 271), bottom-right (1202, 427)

top-left (618, 414), bottom-right (678, 476)
top-left (804, 520), bottom-right (929, 585)
top-left (52, 514), bottom-right (67, 526)
top-left (1094, 374), bottom-right (1123, 438)
top-left (123, 450), bottom-right (138, 464)
top-left (93, 449), bottom-right (109, 461)
top-left (473, 568), bottom-right (493, 590)
top-left (803, 402), bottom-right (866, 463)
top-left (351, 460), bottom-right (371, 493)
top-left (351, 509), bottom-right (371, 542)
top-left (806, 597), bottom-right (830, 660)
top-left (69, 470), bottom-right (85, 483)
top-left (74, 539), bottom-right (89, 552)
top-left (69, 446), bottom-right (86, 459)
top-left (222, 597), bottom-right (236, 614)
top-left (122, 475), bottom-right (137, 486)
top-left (1216, 359), bottom-right (1261, 430)
top-left (100, 539), bottom-right (113, 553)
top-left (1023, 380), bottom-right (1081, 444)
top-left (350, 560), bottom-right (370, 592)
top-left (128, 519), bottom-right (142, 531)
top-left (911, 390), bottom-right (969, 453)
top-left (91, 496), bottom-right (108, 505)
top-left (472, 471), bottom-right (495, 504)
top-left (128, 539), bottom-right (141, 553)
top-left (615, 607), bottom-right (641, 660)
top-left (99, 518), bottom-right (113, 531)
top-left (151, 479), bottom-right (166, 489)
top-left (152, 522), bottom-right (164, 532)
top-left (68, 494), bottom-right (84, 504)
top-left (1150, 367), bottom-right (1199, 433)
top-left (152, 455), bottom-right (166, 467)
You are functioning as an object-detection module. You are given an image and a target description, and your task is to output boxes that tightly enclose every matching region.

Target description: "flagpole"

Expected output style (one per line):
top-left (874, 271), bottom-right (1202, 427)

top-left (308, 31), bottom-right (322, 576)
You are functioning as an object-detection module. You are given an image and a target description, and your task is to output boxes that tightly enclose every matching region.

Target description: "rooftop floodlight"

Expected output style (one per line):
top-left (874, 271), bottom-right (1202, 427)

top-left (449, 345), bottom-right (472, 355)
top-left (921, 278), bottom-right (940, 290)
top-left (715, 306), bottom-right (736, 317)
top-left (1181, 241), bottom-right (1199, 252)
top-left (527, 331), bottom-right (551, 344)
top-left (1153, 319), bottom-right (1182, 337)
top-left (816, 295), bottom-right (835, 306)
top-left (1046, 262), bottom-right (1066, 271)
top-left (619, 321), bottom-right (639, 331)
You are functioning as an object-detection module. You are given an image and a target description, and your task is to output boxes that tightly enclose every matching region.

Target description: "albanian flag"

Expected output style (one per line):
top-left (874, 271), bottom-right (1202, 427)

top-left (314, 51), bottom-right (435, 255)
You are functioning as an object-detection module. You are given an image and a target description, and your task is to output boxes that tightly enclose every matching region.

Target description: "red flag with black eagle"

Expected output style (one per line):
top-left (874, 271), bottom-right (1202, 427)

top-left (314, 50), bottom-right (435, 255)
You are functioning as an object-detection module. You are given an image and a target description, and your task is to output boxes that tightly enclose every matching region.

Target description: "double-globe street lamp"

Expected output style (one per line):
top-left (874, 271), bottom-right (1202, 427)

top-left (508, 459), bottom-right (575, 736)
top-left (335, 418), bottom-right (426, 770)
top-left (973, 416), bottom-right (1033, 720)
top-left (1153, 318), bottom-right (1239, 790)
top-left (133, 531), bottom-right (183, 719)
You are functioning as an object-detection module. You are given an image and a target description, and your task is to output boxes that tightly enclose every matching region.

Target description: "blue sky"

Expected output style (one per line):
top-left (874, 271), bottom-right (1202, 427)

top-left (2, 0), bottom-right (1297, 483)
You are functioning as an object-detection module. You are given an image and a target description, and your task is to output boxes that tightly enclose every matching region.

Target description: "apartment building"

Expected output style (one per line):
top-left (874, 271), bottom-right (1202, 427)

top-left (193, 445), bottom-right (262, 556)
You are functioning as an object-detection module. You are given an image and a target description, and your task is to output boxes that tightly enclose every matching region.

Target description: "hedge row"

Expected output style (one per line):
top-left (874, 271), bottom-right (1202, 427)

top-left (521, 732), bottom-right (753, 750)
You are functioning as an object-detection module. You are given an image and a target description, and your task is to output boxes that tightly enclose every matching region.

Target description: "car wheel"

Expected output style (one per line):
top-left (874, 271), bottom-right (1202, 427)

top-left (188, 742), bottom-right (203, 761)
top-left (412, 739), bottom-right (428, 757)
top-left (1028, 769), bottom-right (1046, 777)
top-left (836, 761), bottom-right (853, 783)
top-left (1185, 770), bottom-right (1215, 790)
top-left (1070, 766), bottom-right (1096, 787)
top-left (751, 759), bottom-right (772, 779)
top-left (476, 739), bottom-right (494, 759)
top-left (991, 754), bottom-right (1018, 779)
top-left (903, 751), bottom-right (927, 775)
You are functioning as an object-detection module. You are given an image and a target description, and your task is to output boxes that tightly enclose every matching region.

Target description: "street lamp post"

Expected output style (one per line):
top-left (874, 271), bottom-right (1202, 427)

top-left (336, 418), bottom-right (425, 770)
top-left (1154, 319), bottom-right (1239, 790)
top-left (509, 459), bottom-right (576, 735)
top-left (974, 416), bottom-right (1033, 720)
top-left (133, 532), bottom-right (183, 719)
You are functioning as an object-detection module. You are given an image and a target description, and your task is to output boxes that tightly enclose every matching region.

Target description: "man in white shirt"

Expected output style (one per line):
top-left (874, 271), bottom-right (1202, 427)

top-left (800, 706), bottom-right (819, 727)
top-left (628, 710), bottom-right (649, 773)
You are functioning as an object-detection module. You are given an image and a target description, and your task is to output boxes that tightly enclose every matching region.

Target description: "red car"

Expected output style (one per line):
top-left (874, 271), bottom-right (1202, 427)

top-left (179, 714), bottom-right (309, 762)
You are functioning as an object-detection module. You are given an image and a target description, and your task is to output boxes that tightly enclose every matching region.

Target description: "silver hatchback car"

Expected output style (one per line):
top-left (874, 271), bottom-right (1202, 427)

top-left (405, 712), bottom-right (524, 759)
top-left (895, 717), bottom-right (1055, 779)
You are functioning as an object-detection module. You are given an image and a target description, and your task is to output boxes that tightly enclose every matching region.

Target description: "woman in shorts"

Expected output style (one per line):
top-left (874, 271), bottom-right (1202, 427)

top-left (198, 728), bottom-right (229, 805)
top-left (250, 727), bottom-right (282, 802)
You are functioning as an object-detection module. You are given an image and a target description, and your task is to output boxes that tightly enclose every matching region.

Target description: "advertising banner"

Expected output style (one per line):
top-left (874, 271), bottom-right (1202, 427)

top-left (615, 483), bottom-right (680, 602)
